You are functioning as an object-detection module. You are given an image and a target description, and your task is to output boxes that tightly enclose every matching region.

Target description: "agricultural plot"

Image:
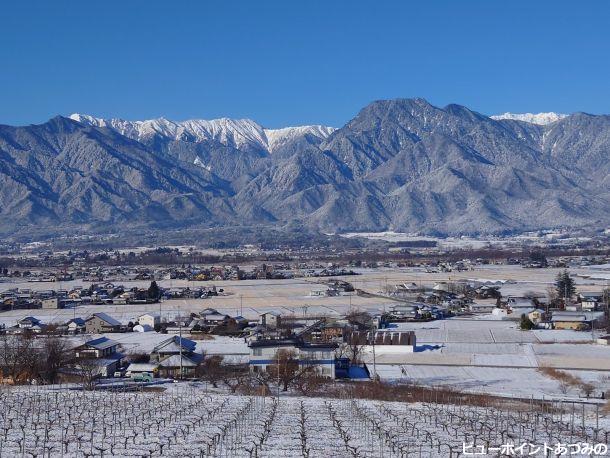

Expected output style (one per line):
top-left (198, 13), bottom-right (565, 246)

top-left (0, 387), bottom-right (608, 457)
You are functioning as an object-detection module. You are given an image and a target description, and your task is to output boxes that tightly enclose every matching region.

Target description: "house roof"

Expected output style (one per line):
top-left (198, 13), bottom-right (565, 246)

top-left (152, 336), bottom-right (196, 354)
top-left (78, 357), bottom-right (121, 367)
top-left (158, 354), bottom-right (198, 368)
top-left (127, 363), bottom-right (159, 372)
top-left (88, 312), bottom-right (121, 326)
top-left (249, 338), bottom-right (299, 348)
top-left (203, 313), bottom-right (229, 321)
top-left (84, 337), bottom-right (119, 350)
top-left (19, 316), bottom-right (41, 323)
top-left (261, 311), bottom-right (282, 317)
top-left (552, 313), bottom-right (587, 322)
top-left (510, 299), bottom-right (533, 308)
top-left (579, 292), bottom-right (603, 299)
top-left (67, 318), bottom-right (86, 326)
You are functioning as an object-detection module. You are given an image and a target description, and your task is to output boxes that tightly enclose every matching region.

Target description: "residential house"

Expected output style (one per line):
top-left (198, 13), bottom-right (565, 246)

top-left (344, 329), bottom-right (417, 352)
top-left (150, 336), bottom-right (200, 378)
top-left (199, 313), bottom-right (231, 329)
top-left (74, 337), bottom-right (122, 377)
top-left (579, 292), bottom-right (604, 311)
top-left (75, 337), bottom-right (120, 359)
top-left (551, 312), bottom-right (589, 331)
top-left (42, 297), bottom-right (62, 309)
top-left (66, 317), bottom-right (86, 334)
top-left (507, 297), bottom-right (534, 315)
top-left (7, 316), bottom-right (46, 334)
top-left (470, 302), bottom-right (497, 314)
top-left (248, 337), bottom-right (338, 378)
top-left (85, 312), bottom-right (122, 333)
top-left (527, 308), bottom-right (547, 325)
top-left (164, 318), bottom-right (195, 334)
top-left (259, 311), bottom-right (282, 329)
top-left (138, 313), bottom-right (160, 329)
top-left (388, 303), bottom-right (420, 321)
top-left (17, 316), bottom-right (42, 330)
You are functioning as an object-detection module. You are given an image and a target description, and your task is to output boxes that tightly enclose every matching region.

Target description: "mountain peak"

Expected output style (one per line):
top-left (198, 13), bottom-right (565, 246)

top-left (69, 113), bottom-right (335, 154)
top-left (490, 112), bottom-right (568, 125)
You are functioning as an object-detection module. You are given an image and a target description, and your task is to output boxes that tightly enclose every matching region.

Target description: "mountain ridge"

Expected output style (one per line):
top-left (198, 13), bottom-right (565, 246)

top-left (0, 98), bottom-right (608, 238)
top-left (69, 113), bottom-right (336, 155)
top-left (490, 112), bottom-right (568, 125)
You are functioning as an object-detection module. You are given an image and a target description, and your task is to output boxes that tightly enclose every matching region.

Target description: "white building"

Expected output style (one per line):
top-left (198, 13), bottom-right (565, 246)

top-left (248, 338), bottom-right (337, 378)
top-left (138, 313), bottom-right (160, 329)
top-left (259, 311), bottom-right (282, 329)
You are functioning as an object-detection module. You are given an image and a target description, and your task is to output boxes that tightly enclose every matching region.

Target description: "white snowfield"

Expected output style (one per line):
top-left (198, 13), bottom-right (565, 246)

top-left (0, 388), bottom-right (607, 457)
top-left (69, 113), bottom-right (335, 154)
top-left (490, 112), bottom-right (568, 125)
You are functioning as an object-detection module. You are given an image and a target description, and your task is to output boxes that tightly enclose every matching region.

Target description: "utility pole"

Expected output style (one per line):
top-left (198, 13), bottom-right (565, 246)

top-left (603, 281), bottom-right (610, 333)
top-left (372, 330), bottom-right (377, 380)
top-left (179, 321), bottom-right (183, 380)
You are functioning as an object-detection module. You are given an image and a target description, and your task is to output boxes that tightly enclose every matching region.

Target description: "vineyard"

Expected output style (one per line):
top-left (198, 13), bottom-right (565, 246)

top-left (0, 387), bottom-right (608, 457)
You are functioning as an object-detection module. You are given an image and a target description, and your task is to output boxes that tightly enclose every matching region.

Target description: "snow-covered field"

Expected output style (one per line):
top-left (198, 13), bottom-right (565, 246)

top-left (1, 263), bottom-right (608, 328)
top-left (0, 386), bottom-right (607, 457)
top-left (2, 264), bottom-right (609, 403)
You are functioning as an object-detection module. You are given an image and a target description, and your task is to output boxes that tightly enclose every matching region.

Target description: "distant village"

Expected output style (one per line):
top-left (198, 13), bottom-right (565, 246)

top-left (1, 266), bottom-right (608, 389)
top-left (0, 301), bottom-right (414, 387)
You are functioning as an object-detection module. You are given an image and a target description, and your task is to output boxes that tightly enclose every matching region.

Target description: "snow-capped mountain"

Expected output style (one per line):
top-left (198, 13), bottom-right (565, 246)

top-left (490, 112), bottom-right (568, 125)
top-left (264, 125), bottom-right (335, 153)
top-left (69, 114), bottom-right (335, 154)
top-left (5, 98), bottom-right (609, 238)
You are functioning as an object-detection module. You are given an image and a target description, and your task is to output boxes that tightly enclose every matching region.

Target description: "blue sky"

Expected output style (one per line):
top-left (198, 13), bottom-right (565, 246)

top-left (2, 1), bottom-right (609, 127)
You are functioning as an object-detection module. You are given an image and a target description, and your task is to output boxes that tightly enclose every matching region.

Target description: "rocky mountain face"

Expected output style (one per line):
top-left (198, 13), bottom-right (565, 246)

top-left (1, 98), bottom-right (608, 237)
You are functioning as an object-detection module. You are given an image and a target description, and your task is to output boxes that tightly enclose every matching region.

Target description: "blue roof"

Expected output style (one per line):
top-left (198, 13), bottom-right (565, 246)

top-left (84, 337), bottom-right (118, 350)
top-left (90, 312), bottom-right (121, 326)
top-left (348, 366), bottom-right (370, 379)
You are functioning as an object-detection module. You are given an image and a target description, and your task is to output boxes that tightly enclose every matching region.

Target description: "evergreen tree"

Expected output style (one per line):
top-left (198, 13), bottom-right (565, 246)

top-left (529, 251), bottom-right (548, 267)
top-left (519, 314), bottom-right (535, 330)
top-left (554, 270), bottom-right (576, 301)
top-left (147, 280), bottom-right (161, 300)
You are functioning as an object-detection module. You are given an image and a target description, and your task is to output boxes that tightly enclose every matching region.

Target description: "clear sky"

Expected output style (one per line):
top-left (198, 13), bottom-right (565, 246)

top-left (2, 0), bottom-right (610, 127)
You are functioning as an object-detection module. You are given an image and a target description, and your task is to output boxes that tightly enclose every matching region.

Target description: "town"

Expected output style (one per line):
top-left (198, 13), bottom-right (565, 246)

top-left (1, 242), bottom-right (610, 456)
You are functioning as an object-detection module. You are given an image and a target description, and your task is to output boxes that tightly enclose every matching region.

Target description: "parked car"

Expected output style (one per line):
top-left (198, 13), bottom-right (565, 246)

top-left (132, 372), bottom-right (153, 382)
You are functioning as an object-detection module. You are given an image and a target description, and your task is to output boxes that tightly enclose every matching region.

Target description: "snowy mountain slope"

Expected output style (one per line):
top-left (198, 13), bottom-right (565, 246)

top-left (69, 114), bottom-right (335, 154)
top-left (490, 112), bottom-right (567, 125)
top-left (264, 125), bottom-right (336, 153)
top-left (3, 98), bottom-right (608, 237)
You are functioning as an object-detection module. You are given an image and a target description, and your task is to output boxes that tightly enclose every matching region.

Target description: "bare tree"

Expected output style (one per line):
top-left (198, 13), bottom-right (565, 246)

top-left (294, 372), bottom-right (327, 395)
top-left (39, 336), bottom-right (71, 384)
top-left (581, 382), bottom-right (595, 398)
top-left (0, 333), bottom-right (39, 383)
top-left (73, 358), bottom-right (101, 390)
top-left (268, 349), bottom-right (315, 392)
top-left (340, 330), bottom-right (366, 364)
top-left (346, 310), bottom-right (372, 330)
top-left (196, 355), bottom-right (224, 388)
top-left (546, 286), bottom-right (559, 308)
top-left (220, 363), bottom-right (250, 393)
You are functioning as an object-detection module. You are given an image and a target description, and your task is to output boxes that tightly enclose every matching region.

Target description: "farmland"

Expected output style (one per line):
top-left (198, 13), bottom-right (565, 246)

top-left (1, 386), bottom-right (608, 457)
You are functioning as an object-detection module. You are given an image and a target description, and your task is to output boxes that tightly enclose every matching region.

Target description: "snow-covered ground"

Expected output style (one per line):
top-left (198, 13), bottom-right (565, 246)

top-left (2, 265), bottom-right (609, 402)
top-left (0, 386), bottom-right (606, 457)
